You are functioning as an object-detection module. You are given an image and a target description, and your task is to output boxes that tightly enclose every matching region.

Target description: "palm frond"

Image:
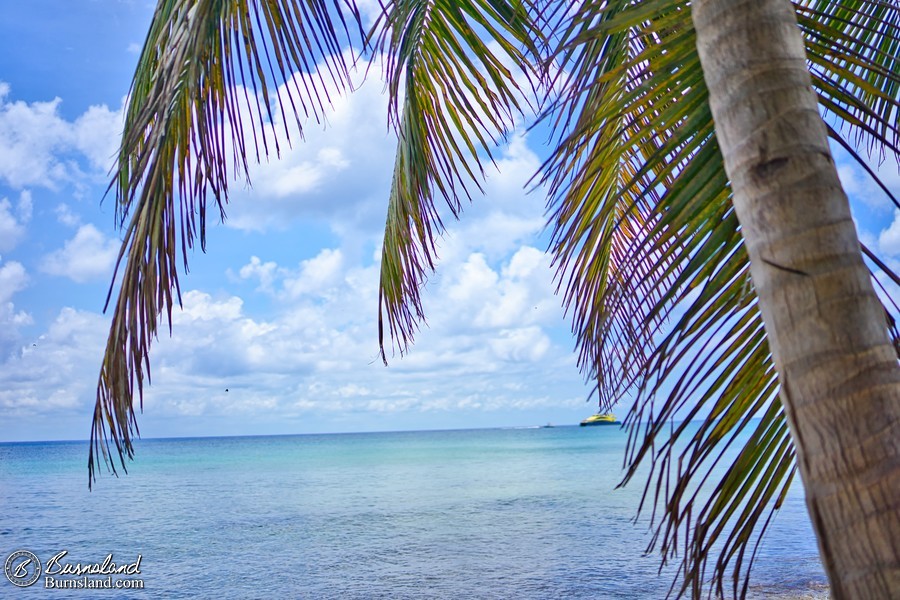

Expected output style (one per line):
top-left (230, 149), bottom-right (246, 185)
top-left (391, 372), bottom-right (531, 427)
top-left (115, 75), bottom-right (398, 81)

top-left (798, 0), bottom-right (900, 158)
top-left (92, 0), bottom-right (900, 595)
top-left (90, 0), bottom-right (363, 485)
top-left (370, 0), bottom-right (542, 362)
top-left (539, 0), bottom-right (900, 597)
top-left (539, 0), bottom-right (700, 410)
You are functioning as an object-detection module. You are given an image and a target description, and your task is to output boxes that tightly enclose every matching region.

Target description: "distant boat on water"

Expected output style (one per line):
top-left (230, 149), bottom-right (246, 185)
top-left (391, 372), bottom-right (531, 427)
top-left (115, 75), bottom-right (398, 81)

top-left (579, 413), bottom-right (619, 426)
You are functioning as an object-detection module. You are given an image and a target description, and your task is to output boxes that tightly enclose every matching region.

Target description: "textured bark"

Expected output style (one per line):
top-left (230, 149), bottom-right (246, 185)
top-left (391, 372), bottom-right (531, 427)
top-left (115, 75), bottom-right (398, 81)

top-left (692, 0), bottom-right (900, 598)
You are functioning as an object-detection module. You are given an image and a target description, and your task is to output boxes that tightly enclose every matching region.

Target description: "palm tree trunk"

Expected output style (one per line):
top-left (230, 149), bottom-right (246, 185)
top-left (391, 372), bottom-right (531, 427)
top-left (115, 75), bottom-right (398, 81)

top-left (692, 0), bottom-right (900, 597)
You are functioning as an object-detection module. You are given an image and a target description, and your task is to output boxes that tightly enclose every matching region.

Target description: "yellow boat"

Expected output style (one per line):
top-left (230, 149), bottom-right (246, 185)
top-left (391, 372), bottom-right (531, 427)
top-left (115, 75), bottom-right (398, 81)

top-left (579, 413), bottom-right (619, 426)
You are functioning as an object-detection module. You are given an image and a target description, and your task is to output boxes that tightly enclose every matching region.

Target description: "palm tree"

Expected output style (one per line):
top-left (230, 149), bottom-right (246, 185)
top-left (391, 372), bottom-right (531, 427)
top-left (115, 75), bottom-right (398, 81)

top-left (91, 0), bottom-right (900, 597)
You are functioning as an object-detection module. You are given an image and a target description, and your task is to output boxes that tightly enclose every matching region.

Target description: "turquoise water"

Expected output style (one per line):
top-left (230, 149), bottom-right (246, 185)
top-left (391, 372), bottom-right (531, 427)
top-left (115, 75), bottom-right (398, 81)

top-left (1, 426), bottom-right (827, 598)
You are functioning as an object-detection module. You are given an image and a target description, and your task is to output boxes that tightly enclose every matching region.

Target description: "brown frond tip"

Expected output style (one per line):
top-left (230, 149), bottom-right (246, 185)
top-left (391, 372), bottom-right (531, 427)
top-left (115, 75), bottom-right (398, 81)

top-left (88, 390), bottom-right (135, 489)
top-left (90, 305), bottom-right (145, 487)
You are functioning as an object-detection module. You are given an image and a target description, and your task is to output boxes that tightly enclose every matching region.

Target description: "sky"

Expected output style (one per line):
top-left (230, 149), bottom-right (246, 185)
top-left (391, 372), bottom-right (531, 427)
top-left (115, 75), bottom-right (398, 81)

top-left (1, 1), bottom-right (898, 443)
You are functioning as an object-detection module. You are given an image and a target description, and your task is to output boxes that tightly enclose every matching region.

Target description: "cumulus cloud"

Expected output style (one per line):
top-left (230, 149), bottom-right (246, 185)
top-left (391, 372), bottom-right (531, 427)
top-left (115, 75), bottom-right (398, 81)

top-left (0, 190), bottom-right (32, 252)
top-left (0, 53), bottom-right (594, 439)
top-left (0, 307), bottom-right (107, 416)
top-left (489, 327), bottom-right (551, 362)
top-left (179, 90), bottom-right (580, 421)
top-left (476, 247), bottom-right (557, 329)
top-left (176, 290), bottom-right (244, 323)
top-left (238, 255), bottom-right (280, 292)
top-left (126, 217), bottom-right (582, 423)
top-left (878, 210), bottom-right (900, 257)
top-left (832, 142), bottom-right (900, 214)
top-left (353, 0), bottom-right (386, 26)
top-left (0, 247), bottom-right (581, 433)
top-left (0, 258), bottom-right (31, 359)
top-left (0, 86), bottom-right (70, 188)
top-left (284, 248), bottom-right (345, 299)
top-left (40, 224), bottom-right (119, 282)
top-left (0, 82), bottom-right (123, 190)
top-left (72, 103), bottom-right (123, 173)
top-left (217, 50), bottom-right (541, 241)
top-left (54, 203), bottom-right (82, 227)
top-left (0, 302), bottom-right (32, 361)
top-left (221, 62), bottom-right (395, 234)
top-left (0, 258), bottom-right (28, 304)
top-left (865, 155), bottom-right (900, 197)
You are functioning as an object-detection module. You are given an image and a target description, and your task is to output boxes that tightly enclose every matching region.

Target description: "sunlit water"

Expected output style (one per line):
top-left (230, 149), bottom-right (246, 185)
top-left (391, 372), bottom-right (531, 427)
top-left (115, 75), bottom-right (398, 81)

top-left (0, 426), bottom-right (827, 598)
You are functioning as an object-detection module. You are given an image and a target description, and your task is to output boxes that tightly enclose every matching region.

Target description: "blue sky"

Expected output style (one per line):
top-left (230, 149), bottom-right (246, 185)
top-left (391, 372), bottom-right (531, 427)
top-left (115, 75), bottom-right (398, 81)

top-left (1, 1), bottom-right (898, 442)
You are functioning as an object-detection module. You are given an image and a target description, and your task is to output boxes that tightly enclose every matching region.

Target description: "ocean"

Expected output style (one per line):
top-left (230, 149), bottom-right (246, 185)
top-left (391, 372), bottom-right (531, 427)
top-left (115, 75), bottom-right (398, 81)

top-left (1, 425), bottom-right (828, 598)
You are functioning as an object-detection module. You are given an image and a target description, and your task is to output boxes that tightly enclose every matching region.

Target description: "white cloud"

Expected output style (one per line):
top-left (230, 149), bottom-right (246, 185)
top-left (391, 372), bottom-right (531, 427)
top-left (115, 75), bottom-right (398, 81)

top-left (0, 83), bottom-right (123, 190)
top-left (476, 247), bottom-right (555, 329)
top-left (40, 224), bottom-right (119, 282)
top-left (425, 133), bottom-right (548, 267)
top-left (239, 255), bottom-right (279, 292)
top-left (0, 307), bottom-right (107, 416)
top-left (0, 302), bottom-right (31, 328)
top-left (0, 259), bottom-right (28, 304)
top-left (833, 143), bottom-right (899, 213)
top-left (0, 89), bottom-right (70, 188)
top-left (0, 258), bottom-right (31, 359)
top-left (0, 201), bottom-right (24, 252)
top-left (489, 326), bottom-right (551, 362)
top-left (54, 203), bottom-right (82, 227)
top-left (223, 63), bottom-right (396, 234)
top-left (131, 226), bottom-right (581, 423)
top-left (73, 103), bottom-right (123, 173)
top-left (17, 189), bottom-right (32, 220)
top-left (865, 154), bottom-right (900, 196)
top-left (878, 210), bottom-right (900, 257)
top-left (0, 55), bottom-right (595, 438)
top-left (353, 0), bottom-right (385, 26)
top-left (283, 248), bottom-right (344, 298)
top-left (445, 253), bottom-right (500, 303)
top-left (0, 191), bottom-right (32, 252)
top-left (838, 163), bottom-right (867, 198)
top-left (180, 110), bottom-right (576, 421)
top-left (175, 290), bottom-right (243, 323)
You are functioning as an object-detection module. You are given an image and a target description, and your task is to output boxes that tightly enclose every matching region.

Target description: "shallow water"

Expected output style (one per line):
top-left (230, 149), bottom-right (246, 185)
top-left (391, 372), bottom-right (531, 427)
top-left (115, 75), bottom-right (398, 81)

top-left (0, 426), bottom-right (827, 598)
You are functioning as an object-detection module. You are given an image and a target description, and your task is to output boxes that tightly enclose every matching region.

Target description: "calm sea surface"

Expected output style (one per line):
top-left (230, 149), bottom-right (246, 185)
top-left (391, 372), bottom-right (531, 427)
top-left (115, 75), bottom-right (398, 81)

top-left (1, 426), bottom-right (827, 598)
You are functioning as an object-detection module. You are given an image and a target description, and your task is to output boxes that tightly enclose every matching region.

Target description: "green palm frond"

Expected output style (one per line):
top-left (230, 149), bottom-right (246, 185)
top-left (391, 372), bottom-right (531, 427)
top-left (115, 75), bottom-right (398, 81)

top-left (90, 0), bottom-right (363, 485)
top-left (539, 0), bottom-right (900, 597)
top-left (369, 0), bottom-right (541, 362)
top-left (539, 0), bottom-right (700, 410)
top-left (94, 0), bottom-right (900, 595)
top-left (799, 0), bottom-right (900, 156)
